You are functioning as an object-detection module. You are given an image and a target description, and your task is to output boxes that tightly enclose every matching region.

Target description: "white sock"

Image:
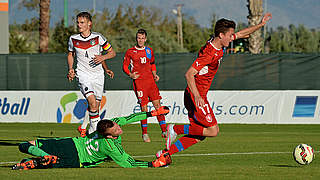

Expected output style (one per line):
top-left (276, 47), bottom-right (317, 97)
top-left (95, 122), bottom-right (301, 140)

top-left (88, 111), bottom-right (100, 134)
top-left (81, 110), bottom-right (89, 129)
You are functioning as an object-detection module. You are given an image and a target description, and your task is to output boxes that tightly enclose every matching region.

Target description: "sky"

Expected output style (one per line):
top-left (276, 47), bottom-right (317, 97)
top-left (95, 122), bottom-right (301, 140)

top-left (9, 0), bottom-right (320, 29)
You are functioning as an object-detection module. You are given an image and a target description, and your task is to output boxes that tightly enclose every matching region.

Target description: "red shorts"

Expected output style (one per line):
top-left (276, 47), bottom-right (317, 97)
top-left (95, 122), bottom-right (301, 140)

top-left (184, 89), bottom-right (217, 127)
top-left (133, 79), bottom-right (162, 106)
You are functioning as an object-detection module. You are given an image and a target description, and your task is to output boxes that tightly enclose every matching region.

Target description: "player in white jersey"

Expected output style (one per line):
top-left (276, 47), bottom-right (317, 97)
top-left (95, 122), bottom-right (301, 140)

top-left (67, 12), bottom-right (116, 136)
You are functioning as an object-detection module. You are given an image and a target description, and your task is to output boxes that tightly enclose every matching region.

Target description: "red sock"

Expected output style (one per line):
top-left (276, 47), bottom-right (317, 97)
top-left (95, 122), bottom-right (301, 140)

top-left (189, 123), bottom-right (204, 136)
top-left (156, 115), bottom-right (166, 132)
top-left (173, 125), bottom-right (186, 135)
top-left (174, 123), bottom-right (204, 136)
top-left (141, 119), bottom-right (148, 134)
top-left (89, 110), bottom-right (99, 122)
top-left (168, 136), bottom-right (199, 155)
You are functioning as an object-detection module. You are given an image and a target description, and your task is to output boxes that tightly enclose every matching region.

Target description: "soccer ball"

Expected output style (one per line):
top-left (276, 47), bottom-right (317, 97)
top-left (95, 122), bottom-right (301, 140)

top-left (293, 144), bottom-right (315, 165)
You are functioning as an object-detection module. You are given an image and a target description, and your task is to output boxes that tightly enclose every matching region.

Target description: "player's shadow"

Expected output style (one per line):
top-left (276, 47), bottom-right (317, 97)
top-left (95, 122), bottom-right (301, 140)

top-left (122, 140), bottom-right (164, 143)
top-left (0, 165), bottom-right (14, 168)
top-left (0, 137), bottom-right (59, 146)
top-left (36, 136), bottom-right (60, 138)
top-left (269, 164), bottom-right (300, 168)
top-left (0, 140), bottom-right (22, 146)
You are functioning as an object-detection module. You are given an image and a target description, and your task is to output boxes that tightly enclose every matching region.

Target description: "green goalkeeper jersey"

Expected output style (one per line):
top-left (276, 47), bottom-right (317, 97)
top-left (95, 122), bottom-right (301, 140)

top-left (72, 112), bottom-right (151, 168)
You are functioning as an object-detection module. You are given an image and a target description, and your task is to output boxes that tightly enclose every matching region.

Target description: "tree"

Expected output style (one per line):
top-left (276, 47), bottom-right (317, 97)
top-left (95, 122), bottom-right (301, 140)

top-left (109, 4), bottom-right (124, 33)
top-left (209, 13), bottom-right (218, 36)
top-left (247, 0), bottom-right (263, 54)
top-left (232, 22), bottom-right (249, 53)
top-left (11, 3), bottom-right (319, 54)
top-left (19, 0), bottom-right (39, 11)
top-left (18, 0), bottom-right (50, 53)
top-left (268, 24), bottom-right (320, 53)
top-left (182, 16), bottom-right (209, 52)
top-left (9, 30), bottom-right (34, 53)
top-left (50, 20), bottom-right (77, 53)
top-left (39, 0), bottom-right (50, 53)
top-left (21, 17), bottom-right (39, 32)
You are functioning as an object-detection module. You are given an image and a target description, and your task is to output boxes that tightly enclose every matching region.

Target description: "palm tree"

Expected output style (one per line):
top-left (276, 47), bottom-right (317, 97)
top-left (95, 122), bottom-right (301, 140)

top-left (39, 0), bottom-right (50, 53)
top-left (247, 0), bottom-right (263, 54)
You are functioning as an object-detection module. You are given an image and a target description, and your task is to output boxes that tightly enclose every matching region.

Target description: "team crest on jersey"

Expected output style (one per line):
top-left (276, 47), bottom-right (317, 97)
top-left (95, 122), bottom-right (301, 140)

top-left (90, 39), bottom-right (96, 46)
top-left (205, 114), bottom-right (213, 122)
top-left (145, 47), bottom-right (152, 59)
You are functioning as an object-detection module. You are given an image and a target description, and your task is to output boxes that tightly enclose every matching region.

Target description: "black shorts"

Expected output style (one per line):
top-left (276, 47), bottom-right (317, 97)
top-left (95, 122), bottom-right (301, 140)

top-left (36, 138), bottom-right (80, 168)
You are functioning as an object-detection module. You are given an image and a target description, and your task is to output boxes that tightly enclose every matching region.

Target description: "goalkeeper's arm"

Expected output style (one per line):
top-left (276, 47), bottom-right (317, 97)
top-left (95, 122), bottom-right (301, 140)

top-left (109, 151), bottom-right (172, 168)
top-left (112, 106), bottom-right (170, 126)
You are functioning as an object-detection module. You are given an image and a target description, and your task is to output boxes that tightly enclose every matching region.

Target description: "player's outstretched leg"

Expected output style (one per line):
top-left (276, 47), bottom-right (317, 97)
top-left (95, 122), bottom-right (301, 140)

top-left (12, 158), bottom-right (37, 170)
top-left (156, 123), bottom-right (207, 158)
top-left (165, 122), bottom-right (206, 149)
top-left (12, 156), bottom-right (59, 170)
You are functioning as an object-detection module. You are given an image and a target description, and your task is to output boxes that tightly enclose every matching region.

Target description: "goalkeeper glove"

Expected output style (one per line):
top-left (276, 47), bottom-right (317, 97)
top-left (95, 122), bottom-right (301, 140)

top-left (151, 106), bottom-right (170, 116)
top-left (152, 152), bottom-right (172, 168)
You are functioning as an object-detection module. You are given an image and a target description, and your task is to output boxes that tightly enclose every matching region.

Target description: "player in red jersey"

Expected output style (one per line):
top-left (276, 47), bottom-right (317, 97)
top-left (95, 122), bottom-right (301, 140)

top-left (157, 13), bottom-right (272, 158)
top-left (123, 29), bottom-right (166, 142)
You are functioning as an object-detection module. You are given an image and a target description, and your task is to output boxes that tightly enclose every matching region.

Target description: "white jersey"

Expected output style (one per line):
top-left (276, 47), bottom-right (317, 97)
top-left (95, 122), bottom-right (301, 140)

top-left (68, 32), bottom-right (112, 77)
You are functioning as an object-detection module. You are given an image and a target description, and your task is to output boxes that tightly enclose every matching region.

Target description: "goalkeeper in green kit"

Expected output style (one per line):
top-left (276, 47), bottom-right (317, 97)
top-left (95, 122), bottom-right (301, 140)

top-left (12, 106), bottom-right (172, 170)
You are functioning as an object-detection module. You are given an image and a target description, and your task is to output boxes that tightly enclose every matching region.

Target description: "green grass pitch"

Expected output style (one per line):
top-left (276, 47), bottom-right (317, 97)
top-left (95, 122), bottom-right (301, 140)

top-left (0, 123), bottom-right (319, 180)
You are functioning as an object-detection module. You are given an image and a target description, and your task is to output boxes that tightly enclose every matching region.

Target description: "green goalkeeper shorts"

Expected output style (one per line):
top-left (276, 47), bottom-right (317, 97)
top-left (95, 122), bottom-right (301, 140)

top-left (36, 138), bottom-right (80, 168)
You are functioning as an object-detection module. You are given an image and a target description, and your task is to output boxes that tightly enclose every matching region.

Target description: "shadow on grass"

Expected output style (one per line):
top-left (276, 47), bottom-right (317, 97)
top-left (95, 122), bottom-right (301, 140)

top-left (0, 137), bottom-right (59, 146)
top-left (36, 136), bottom-right (60, 138)
top-left (0, 165), bottom-right (14, 168)
top-left (269, 164), bottom-right (300, 168)
top-left (0, 140), bottom-right (23, 146)
top-left (122, 140), bottom-right (165, 143)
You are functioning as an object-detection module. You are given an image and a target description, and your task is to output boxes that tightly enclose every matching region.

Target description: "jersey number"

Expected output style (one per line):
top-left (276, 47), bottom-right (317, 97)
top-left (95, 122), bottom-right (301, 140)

top-left (199, 104), bottom-right (210, 115)
top-left (137, 91), bottom-right (143, 98)
top-left (199, 103), bottom-right (213, 122)
top-left (140, 57), bottom-right (146, 64)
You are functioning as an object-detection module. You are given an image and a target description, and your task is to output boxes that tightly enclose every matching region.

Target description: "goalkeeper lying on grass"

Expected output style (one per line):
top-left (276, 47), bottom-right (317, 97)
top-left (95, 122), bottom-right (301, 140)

top-left (12, 106), bottom-right (172, 170)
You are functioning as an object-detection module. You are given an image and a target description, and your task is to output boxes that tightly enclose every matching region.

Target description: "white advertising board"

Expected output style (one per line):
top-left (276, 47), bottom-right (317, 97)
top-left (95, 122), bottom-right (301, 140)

top-left (1, 91), bottom-right (320, 124)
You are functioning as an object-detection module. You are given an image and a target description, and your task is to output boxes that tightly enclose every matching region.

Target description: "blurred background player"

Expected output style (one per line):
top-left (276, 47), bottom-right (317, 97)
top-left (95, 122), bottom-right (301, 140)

top-left (157, 13), bottom-right (272, 157)
top-left (12, 107), bottom-right (171, 170)
top-left (123, 29), bottom-right (166, 142)
top-left (67, 12), bottom-right (116, 136)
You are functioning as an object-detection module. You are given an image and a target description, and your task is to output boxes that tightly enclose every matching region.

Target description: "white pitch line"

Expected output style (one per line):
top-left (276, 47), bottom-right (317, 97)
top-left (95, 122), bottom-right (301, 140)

top-left (1, 151), bottom-right (319, 165)
top-left (0, 161), bottom-right (19, 165)
top-left (133, 151), bottom-right (320, 158)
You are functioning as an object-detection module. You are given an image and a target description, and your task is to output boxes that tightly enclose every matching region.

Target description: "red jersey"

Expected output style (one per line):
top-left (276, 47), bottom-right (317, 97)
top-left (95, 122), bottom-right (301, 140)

top-left (123, 46), bottom-right (156, 81)
top-left (187, 41), bottom-right (224, 97)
